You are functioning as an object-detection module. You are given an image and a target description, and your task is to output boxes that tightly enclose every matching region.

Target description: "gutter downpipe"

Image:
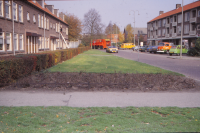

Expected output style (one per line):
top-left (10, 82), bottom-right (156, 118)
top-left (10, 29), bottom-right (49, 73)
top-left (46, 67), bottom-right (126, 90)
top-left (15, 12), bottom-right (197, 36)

top-left (180, 0), bottom-right (183, 58)
top-left (44, 12), bottom-right (45, 51)
top-left (12, 0), bottom-right (15, 55)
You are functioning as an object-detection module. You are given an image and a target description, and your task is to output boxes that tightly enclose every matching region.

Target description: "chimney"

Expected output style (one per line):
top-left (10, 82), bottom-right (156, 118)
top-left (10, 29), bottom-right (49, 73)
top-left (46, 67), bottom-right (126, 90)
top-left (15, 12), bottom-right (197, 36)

top-left (59, 12), bottom-right (65, 20)
top-left (37, 0), bottom-right (44, 8)
top-left (54, 9), bottom-right (59, 17)
top-left (176, 4), bottom-right (181, 9)
top-left (159, 11), bottom-right (164, 15)
top-left (45, 5), bottom-right (54, 14)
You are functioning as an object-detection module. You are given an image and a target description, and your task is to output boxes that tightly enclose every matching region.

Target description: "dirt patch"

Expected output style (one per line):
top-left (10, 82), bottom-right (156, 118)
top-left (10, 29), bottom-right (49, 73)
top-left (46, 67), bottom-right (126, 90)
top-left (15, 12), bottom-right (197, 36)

top-left (1, 72), bottom-right (200, 92)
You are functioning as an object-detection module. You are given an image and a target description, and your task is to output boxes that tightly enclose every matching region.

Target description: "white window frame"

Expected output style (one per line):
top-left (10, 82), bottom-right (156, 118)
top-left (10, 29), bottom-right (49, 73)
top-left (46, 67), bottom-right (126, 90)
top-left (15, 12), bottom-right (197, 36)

top-left (198, 10), bottom-right (200, 17)
top-left (14, 33), bottom-right (18, 51)
top-left (50, 23), bottom-right (52, 29)
top-left (13, 2), bottom-right (17, 21)
top-left (44, 17), bottom-right (46, 29)
top-left (53, 24), bottom-right (55, 30)
top-left (0, 32), bottom-right (4, 51)
top-left (33, 14), bottom-right (36, 23)
top-left (56, 23), bottom-right (57, 32)
top-left (185, 12), bottom-right (190, 22)
top-left (6, 33), bottom-right (11, 51)
top-left (0, 1), bottom-right (3, 17)
top-left (66, 28), bottom-right (68, 35)
top-left (47, 19), bottom-right (49, 30)
top-left (5, 1), bottom-right (11, 19)
top-left (18, 5), bottom-right (23, 22)
top-left (162, 19), bottom-right (166, 27)
top-left (27, 12), bottom-right (30, 21)
top-left (184, 24), bottom-right (189, 34)
top-left (41, 16), bottom-right (43, 28)
top-left (38, 14), bottom-right (40, 27)
top-left (19, 34), bottom-right (23, 50)
top-left (162, 29), bottom-right (165, 36)
top-left (178, 14), bottom-right (182, 23)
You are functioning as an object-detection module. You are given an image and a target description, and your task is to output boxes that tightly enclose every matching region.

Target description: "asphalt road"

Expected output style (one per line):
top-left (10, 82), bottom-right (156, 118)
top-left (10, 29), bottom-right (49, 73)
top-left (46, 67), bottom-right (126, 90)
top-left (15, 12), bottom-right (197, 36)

top-left (0, 91), bottom-right (200, 107)
top-left (108, 50), bottom-right (200, 81)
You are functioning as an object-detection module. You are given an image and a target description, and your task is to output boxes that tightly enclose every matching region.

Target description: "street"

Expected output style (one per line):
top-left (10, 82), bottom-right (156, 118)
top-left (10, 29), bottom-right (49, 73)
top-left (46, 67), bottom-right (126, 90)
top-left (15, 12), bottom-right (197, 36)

top-left (104, 50), bottom-right (200, 81)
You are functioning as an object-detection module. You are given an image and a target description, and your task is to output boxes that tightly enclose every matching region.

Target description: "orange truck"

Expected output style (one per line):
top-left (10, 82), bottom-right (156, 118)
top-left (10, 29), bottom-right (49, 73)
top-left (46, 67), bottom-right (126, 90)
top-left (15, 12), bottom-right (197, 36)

top-left (157, 42), bottom-right (174, 53)
top-left (90, 39), bottom-right (111, 49)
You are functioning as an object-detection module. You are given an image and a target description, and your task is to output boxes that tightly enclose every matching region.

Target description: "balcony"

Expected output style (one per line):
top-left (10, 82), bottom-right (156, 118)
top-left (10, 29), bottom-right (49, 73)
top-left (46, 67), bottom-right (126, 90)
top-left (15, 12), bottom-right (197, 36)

top-left (172, 33), bottom-right (177, 37)
top-left (150, 27), bottom-right (153, 31)
top-left (189, 30), bottom-right (196, 35)
top-left (166, 23), bottom-right (170, 27)
top-left (154, 35), bottom-right (158, 39)
top-left (172, 22), bottom-right (177, 27)
top-left (165, 34), bottom-right (170, 38)
top-left (190, 17), bottom-right (196, 23)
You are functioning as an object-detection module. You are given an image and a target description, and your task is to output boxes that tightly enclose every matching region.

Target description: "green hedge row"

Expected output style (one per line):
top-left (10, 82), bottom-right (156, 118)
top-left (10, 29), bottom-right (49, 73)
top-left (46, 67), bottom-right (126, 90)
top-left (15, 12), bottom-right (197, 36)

top-left (0, 47), bottom-right (90, 86)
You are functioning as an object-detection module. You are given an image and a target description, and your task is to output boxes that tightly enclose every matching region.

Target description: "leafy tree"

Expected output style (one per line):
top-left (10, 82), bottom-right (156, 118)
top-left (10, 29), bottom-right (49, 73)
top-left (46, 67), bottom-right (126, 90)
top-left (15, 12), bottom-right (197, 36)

top-left (125, 24), bottom-right (134, 43)
top-left (118, 31), bottom-right (124, 43)
top-left (105, 22), bottom-right (120, 35)
top-left (64, 13), bottom-right (82, 41)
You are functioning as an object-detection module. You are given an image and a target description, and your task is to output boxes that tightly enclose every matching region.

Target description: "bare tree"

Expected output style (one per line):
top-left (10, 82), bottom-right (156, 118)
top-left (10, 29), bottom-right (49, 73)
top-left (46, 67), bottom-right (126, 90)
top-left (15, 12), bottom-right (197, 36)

top-left (83, 8), bottom-right (104, 48)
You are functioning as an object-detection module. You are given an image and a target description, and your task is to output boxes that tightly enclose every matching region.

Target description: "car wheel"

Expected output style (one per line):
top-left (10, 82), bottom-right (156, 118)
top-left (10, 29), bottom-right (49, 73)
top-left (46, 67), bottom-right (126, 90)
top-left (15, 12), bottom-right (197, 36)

top-left (154, 52), bottom-right (156, 54)
top-left (150, 51), bottom-right (152, 53)
top-left (169, 53), bottom-right (172, 56)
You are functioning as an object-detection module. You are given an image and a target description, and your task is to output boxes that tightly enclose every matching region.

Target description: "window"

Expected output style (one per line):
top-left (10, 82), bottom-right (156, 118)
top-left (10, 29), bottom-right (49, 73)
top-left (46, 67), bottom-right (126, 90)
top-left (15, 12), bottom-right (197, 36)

top-left (13, 2), bottom-right (17, 20)
top-left (57, 23), bottom-right (60, 32)
top-left (41, 16), bottom-right (43, 28)
top-left (167, 18), bottom-right (170, 24)
top-left (198, 10), bottom-right (200, 17)
top-left (0, 1), bottom-right (3, 17)
top-left (6, 33), bottom-right (11, 50)
top-left (167, 27), bottom-right (170, 34)
top-left (170, 17), bottom-right (173, 23)
top-left (19, 34), bottom-right (23, 50)
top-left (27, 12), bottom-right (30, 21)
top-left (50, 23), bottom-right (52, 29)
top-left (33, 15), bottom-right (36, 23)
top-left (158, 29), bottom-right (161, 36)
top-left (192, 10), bottom-right (196, 18)
top-left (158, 20), bottom-right (162, 27)
top-left (56, 23), bottom-right (57, 32)
top-left (19, 5), bottom-right (23, 22)
top-left (66, 28), bottom-right (68, 35)
top-left (47, 19), bottom-right (49, 29)
top-left (14, 34), bottom-right (18, 50)
top-left (197, 25), bottom-right (200, 30)
top-left (38, 14), bottom-right (40, 27)
top-left (0, 32), bottom-right (4, 51)
top-left (184, 24), bottom-right (189, 34)
top-left (38, 37), bottom-right (41, 49)
top-left (44, 17), bottom-right (46, 29)
top-left (185, 12), bottom-right (190, 22)
top-left (163, 19), bottom-right (166, 27)
top-left (53, 24), bottom-right (55, 29)
top-left (178, 26), bottom-right (181, 34)
top-left (174, 16), bottom-right (177, 22)
top-left (191, 24), bottom-right (195, 31)
top-left (173, 26), bottom-right (176, 33)
top-left (5, 1), bottom-right (11, 19)
top-left (162, 29), bottom-right (165, 36)
top-left (178, 14), bottom-right (182, 23)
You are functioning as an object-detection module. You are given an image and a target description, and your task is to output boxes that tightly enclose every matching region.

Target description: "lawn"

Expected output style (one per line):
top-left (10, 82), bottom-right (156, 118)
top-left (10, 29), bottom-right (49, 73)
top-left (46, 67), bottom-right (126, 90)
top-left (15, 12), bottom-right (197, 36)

top-left (47, 50), bottom-right (183, 76)
top-left (0, 106), bottom-right (199, 132)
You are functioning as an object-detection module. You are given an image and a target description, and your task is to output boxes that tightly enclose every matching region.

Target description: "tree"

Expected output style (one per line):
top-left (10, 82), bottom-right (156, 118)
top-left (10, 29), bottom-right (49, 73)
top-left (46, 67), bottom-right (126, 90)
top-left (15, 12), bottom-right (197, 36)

top-left (125, 24), bottom-right (134, 43)
top-left (64, 13), bottom-right (82, 41)
top-left (118, 31), bottom-right (124, 43)
top-left (105, 22), bottom-right (120, 35)
top-left (83, 8), bottom-right (104, 48)
top-left (139, 35), bottom-right (144, 42)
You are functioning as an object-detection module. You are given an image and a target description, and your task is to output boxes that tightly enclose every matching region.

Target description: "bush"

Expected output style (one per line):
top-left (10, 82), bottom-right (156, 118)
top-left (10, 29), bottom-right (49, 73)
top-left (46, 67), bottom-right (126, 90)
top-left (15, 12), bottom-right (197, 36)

top-left (0, 47), bottom-right (90, 86)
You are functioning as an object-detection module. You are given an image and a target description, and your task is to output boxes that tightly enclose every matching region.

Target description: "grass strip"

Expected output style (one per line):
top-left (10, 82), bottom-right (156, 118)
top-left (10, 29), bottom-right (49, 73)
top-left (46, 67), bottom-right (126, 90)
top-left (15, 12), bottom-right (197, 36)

top-left (47, 50), bottom-right (183, 76)
top-left (0, 106), bottom-right (199, 132)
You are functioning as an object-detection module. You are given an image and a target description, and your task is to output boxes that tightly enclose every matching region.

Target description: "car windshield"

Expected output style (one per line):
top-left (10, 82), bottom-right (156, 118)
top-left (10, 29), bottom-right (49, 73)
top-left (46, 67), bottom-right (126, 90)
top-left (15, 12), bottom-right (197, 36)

top-left (108, 46), bottom-right (117, 48)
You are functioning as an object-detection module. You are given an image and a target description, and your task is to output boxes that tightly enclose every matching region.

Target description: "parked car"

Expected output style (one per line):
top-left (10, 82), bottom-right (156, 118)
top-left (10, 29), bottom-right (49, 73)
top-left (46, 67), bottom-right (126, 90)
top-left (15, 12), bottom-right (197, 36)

top-left (169, 45), bottom-right (188, 56)
top-left (157, 42), bottom-right (174, 53)
top-left (106, 46), bottom-right (118, 53)
top-left (134, 46), bottom-right (139, 51)
top-left (151, 45), bottom-right (159, 53)
top-left (147, 46), bottom-right (153, 53)
top-left (139, 46), bottom-right (148, 52)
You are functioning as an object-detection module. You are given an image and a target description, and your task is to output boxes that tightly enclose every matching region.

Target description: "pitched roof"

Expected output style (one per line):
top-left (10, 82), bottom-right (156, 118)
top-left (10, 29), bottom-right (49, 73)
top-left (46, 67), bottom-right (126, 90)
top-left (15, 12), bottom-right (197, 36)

top-left (27, 0), bottom-right (68, 26)
top-left (148, 0), bottom-right (200, 23)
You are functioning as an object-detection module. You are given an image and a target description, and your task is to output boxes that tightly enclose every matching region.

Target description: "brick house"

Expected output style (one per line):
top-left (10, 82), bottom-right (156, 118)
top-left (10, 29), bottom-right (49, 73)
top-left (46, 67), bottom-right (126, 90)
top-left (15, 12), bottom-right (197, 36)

top-left (147, 1), bottom-right (200, 47)
top-left (0, 0), bottom-right (69, 56)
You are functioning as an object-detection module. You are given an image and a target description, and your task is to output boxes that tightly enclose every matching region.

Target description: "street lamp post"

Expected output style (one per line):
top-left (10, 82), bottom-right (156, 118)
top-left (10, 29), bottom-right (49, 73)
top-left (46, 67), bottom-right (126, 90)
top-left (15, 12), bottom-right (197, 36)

top-left (129, 10), bottom-right (140, 46)
top-left (180, 0), bottom-right (184, 58)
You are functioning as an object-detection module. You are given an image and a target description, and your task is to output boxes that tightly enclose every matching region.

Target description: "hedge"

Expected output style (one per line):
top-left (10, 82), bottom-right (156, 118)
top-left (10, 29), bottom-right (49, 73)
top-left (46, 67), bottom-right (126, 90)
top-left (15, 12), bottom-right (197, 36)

top-left (0, 47), bottom-right (90, 86)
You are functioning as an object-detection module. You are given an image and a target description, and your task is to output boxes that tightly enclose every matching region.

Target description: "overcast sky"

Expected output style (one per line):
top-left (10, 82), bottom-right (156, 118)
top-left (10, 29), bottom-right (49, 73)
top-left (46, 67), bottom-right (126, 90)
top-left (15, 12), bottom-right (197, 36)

top-left (47, 0), bottom-right (198, 32)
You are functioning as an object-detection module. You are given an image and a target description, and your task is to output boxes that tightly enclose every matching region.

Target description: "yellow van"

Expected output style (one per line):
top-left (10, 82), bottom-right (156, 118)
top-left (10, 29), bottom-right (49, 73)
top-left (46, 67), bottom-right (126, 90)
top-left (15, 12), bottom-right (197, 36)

top-left (121, 43), bottom-right (135, 49)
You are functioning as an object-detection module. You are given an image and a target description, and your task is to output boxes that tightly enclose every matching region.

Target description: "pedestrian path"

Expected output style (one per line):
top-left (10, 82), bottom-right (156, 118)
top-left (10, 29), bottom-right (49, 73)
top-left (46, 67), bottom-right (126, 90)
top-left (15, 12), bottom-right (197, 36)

top-left (0, 91), bottom-right (200, 107)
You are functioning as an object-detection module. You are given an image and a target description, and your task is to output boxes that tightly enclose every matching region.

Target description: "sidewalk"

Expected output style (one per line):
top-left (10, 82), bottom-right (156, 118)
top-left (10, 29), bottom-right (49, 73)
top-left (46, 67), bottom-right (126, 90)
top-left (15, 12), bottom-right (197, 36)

top-left (167, 56), bottom-right (200, 60)
top-left (0, 91), bottom-right (200, 107)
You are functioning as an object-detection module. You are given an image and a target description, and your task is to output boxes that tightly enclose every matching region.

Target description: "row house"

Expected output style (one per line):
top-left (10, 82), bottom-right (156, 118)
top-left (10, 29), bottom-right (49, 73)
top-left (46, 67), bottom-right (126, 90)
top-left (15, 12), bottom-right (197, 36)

top-left (0, 0), bottom-right (69, 56)
top-left (147, 1), bottom-right (200, 47)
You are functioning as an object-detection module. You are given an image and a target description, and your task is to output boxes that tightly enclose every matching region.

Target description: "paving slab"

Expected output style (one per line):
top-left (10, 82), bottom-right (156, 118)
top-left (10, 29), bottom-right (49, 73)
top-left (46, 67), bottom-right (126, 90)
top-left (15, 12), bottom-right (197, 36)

top-left (0, 91), bottom-right (200, 107)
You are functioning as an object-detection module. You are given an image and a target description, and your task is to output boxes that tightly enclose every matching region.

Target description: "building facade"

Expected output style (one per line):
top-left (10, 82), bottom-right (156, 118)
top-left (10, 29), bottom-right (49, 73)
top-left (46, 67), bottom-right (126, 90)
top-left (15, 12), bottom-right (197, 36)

top-left (0, 0), bottom-right (69, 56)
top-left (147, 1), bottom-right (200, 47)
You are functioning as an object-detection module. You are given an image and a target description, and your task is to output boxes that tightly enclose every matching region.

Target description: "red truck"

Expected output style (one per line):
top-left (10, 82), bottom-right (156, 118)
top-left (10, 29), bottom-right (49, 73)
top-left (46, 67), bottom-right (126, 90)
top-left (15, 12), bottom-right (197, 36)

top-left (90, 39), bottom-right (111, 49)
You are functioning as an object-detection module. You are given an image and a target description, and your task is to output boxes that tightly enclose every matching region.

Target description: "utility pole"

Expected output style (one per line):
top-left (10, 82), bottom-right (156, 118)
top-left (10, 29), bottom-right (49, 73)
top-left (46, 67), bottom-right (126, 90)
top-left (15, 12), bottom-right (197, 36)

top-left (180, 0), bottom-right (184, 58)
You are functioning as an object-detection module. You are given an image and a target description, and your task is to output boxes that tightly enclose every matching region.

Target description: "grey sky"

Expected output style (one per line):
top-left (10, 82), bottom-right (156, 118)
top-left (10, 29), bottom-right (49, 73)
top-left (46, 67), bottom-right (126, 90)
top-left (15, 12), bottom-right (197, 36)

top-left (47, 0), bottom-right (197, 32)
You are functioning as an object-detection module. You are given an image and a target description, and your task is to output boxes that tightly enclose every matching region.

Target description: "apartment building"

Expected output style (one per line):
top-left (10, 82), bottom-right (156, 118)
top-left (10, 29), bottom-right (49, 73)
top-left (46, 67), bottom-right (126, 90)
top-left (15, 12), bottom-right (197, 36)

top-left (147, 1), bottom-right (200, 47)
top-left (0, 0), bottom-right (69, 56)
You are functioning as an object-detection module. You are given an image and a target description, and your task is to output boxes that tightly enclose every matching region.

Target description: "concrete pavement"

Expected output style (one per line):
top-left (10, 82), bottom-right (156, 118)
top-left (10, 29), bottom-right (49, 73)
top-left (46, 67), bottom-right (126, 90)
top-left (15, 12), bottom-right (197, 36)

top-left (0, 91), bottom-right (200, 107)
